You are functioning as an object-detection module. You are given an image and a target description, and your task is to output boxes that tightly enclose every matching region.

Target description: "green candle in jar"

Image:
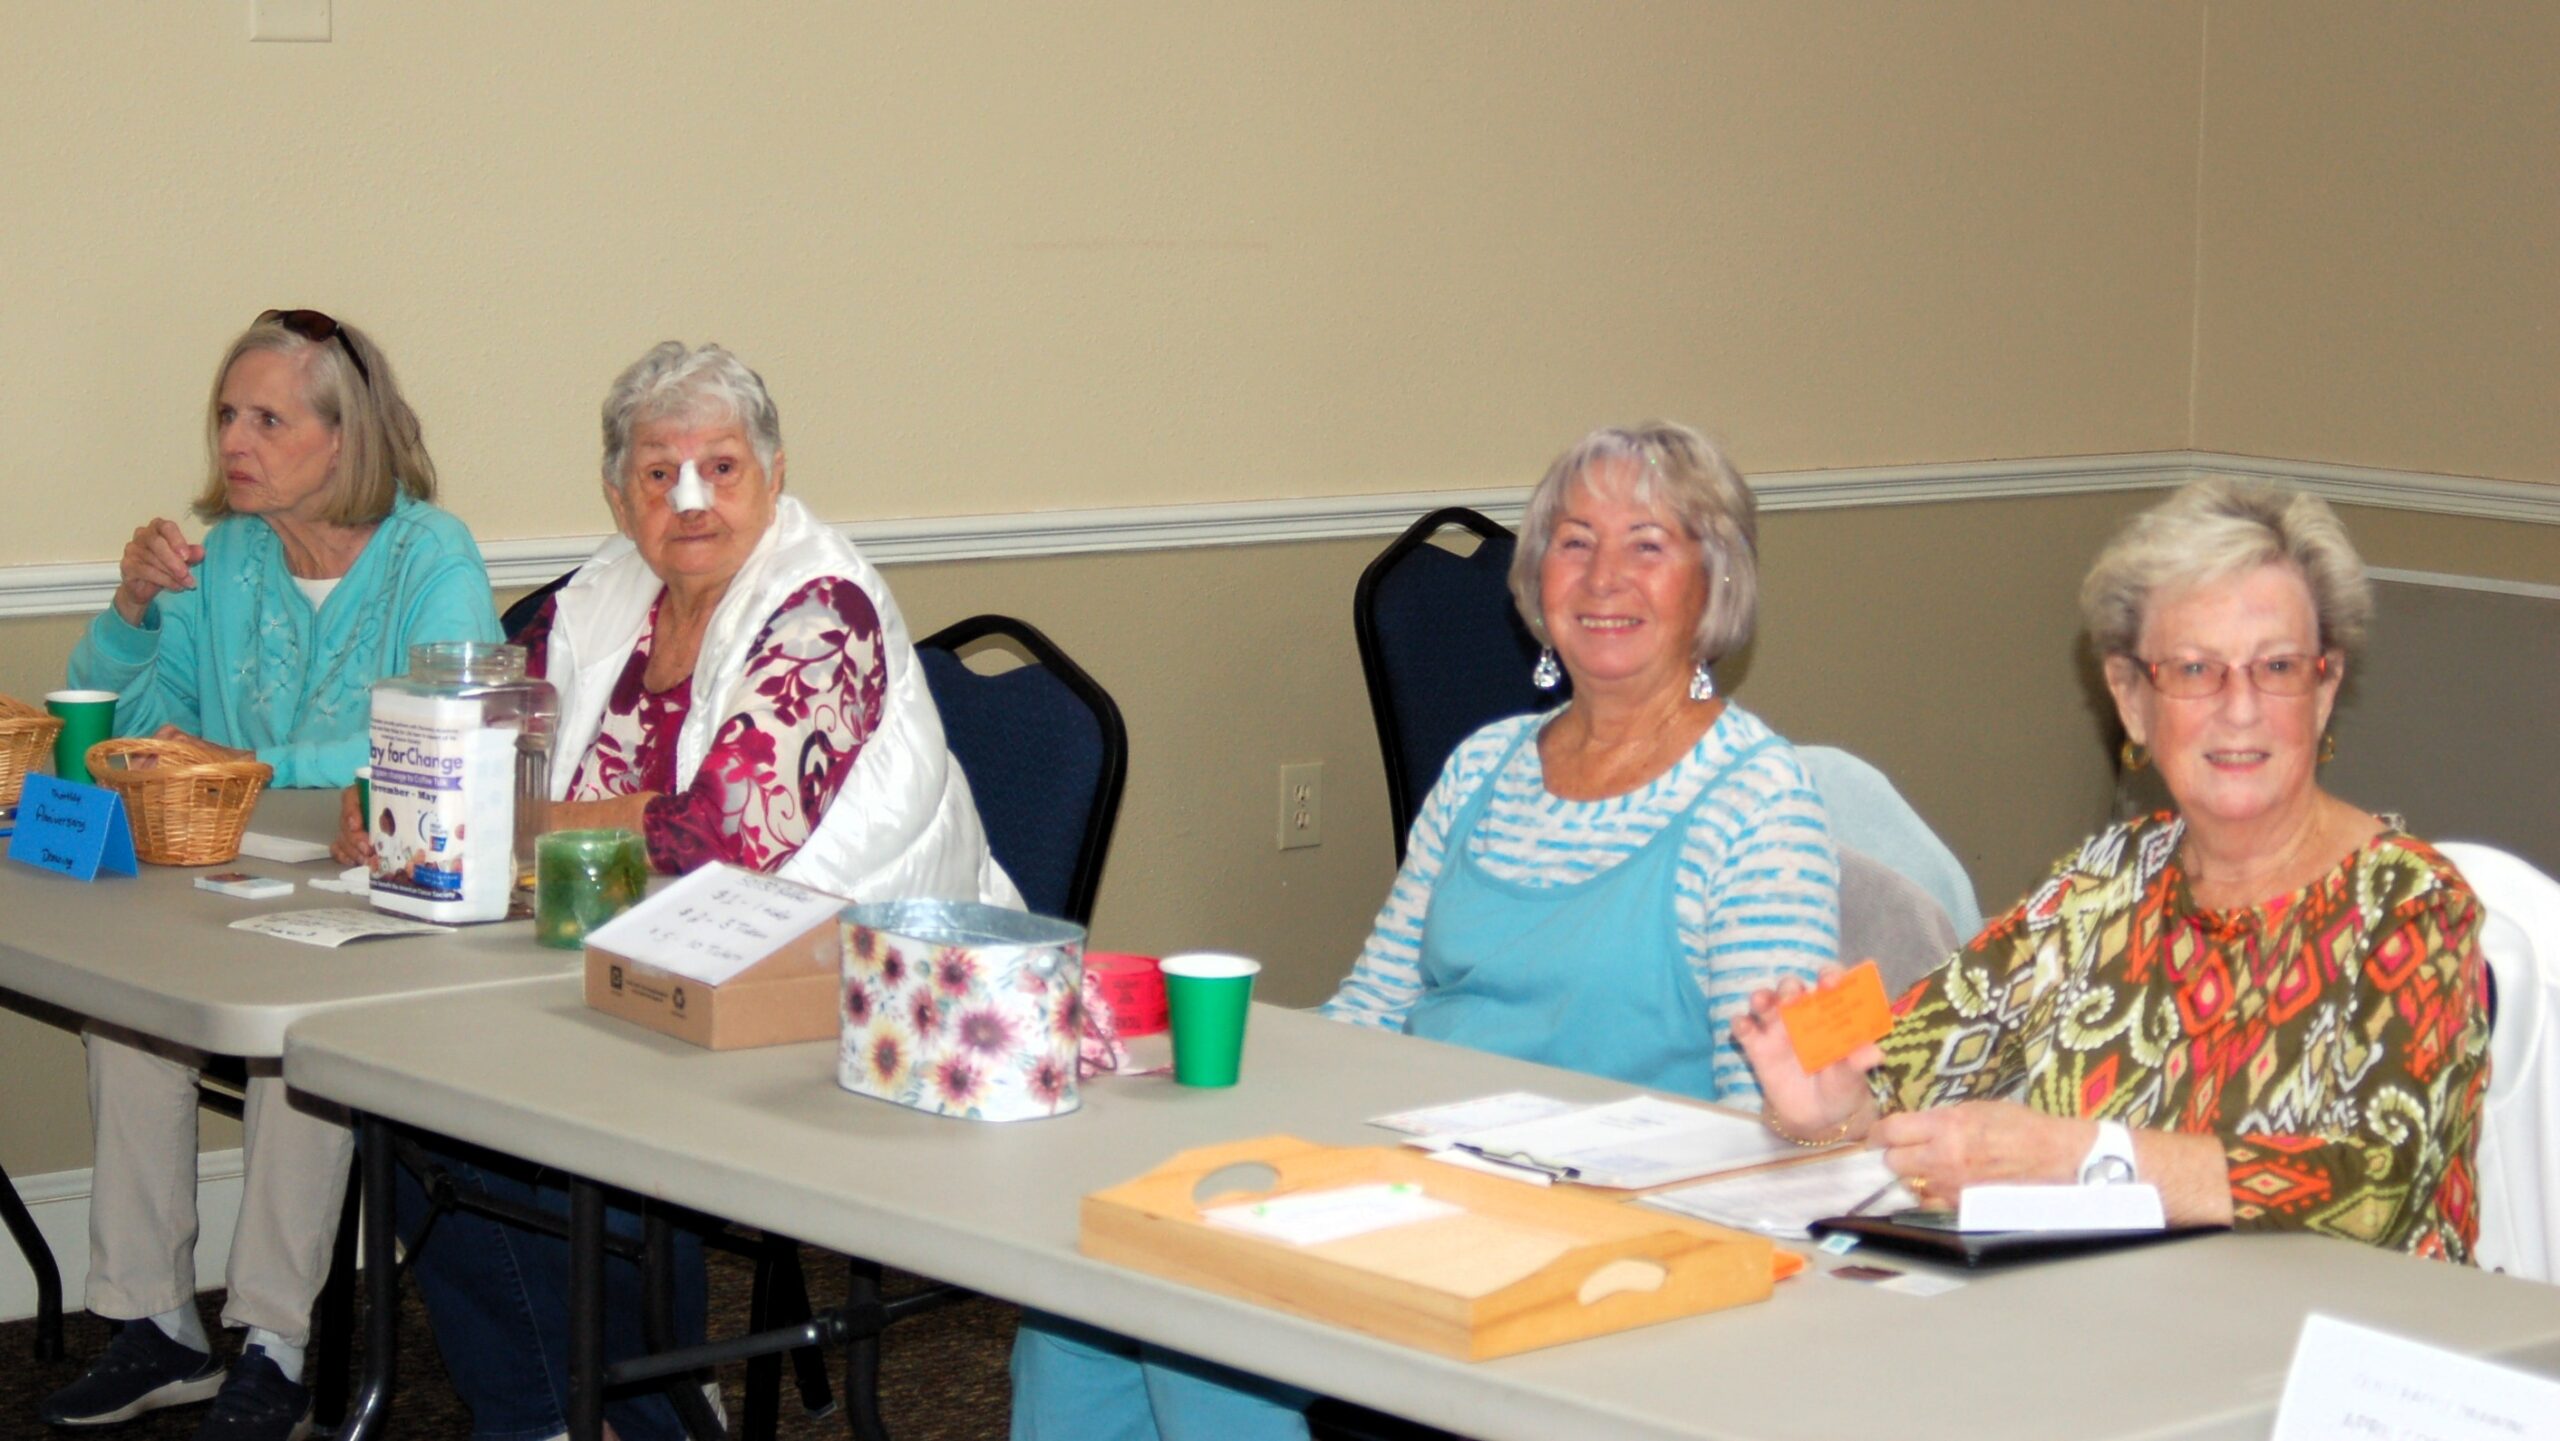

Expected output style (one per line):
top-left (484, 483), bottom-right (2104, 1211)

top-left (535, 829), bottom-right (650, 949)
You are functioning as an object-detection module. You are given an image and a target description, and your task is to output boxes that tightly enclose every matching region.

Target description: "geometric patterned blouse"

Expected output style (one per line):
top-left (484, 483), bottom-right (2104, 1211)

top-left (1869, 813), bottom-right (2490, 1262)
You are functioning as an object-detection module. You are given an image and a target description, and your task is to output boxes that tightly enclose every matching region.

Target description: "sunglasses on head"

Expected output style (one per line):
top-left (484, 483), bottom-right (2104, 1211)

top-left (258, 308), bottom-right (374, 390)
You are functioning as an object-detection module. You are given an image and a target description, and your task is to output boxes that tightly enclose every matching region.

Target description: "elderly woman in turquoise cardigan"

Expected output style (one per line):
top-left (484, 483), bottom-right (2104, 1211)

top-left (43, 311), bottom-right (496, 1441)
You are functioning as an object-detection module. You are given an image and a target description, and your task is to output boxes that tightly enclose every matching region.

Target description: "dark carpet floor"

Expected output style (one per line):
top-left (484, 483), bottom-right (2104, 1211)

top-left (0, 1249), bottom-right (1018, 1440)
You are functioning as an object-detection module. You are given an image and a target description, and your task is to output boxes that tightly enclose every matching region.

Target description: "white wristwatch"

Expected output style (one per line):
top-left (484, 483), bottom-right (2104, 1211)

top-left (2079, 1120), bottom-right (2138, 1186)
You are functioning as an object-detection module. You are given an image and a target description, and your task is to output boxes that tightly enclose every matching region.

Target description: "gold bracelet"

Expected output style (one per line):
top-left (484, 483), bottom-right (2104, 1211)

top-left (1761, 1102), bottom-right (1854, 1148)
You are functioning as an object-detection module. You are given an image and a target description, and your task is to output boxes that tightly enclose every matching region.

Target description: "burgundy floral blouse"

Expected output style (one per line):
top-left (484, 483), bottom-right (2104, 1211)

top-left (516, 577), bottom-right (887, 874)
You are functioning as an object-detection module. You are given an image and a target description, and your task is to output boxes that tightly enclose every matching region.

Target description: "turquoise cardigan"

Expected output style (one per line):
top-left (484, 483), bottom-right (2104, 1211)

top-left (68, 492), bottom-right (501, 789)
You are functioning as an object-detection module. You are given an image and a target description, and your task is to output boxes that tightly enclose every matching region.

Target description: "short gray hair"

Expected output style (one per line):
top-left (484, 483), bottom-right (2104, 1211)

top-left (1509, 422), bottom-right (1760, 664)
top-left (599, 342), bottom-right (783, 488)
top-left (2080, 478), bottom-right (2372, 660)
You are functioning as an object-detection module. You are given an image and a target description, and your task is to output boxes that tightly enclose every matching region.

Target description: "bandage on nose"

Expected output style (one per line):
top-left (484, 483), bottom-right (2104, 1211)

top-left (668, 459), bottom-right (712, 514)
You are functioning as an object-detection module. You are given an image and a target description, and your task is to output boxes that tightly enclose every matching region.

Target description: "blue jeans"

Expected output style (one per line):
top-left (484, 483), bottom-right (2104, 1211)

top-left (1010, 1310), bottom-right (1312, 1441)
top-left (395, 1140), bottom-right (708, 1441)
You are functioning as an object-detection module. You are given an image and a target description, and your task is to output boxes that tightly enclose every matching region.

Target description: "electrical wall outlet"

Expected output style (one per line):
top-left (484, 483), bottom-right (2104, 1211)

top-left (1278, 762), bottom-right (1322, 850)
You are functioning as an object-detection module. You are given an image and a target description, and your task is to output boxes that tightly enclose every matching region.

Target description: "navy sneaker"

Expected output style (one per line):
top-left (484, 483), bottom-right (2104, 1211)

top-left (38, 1317), bottom-right (223, 1428)
top-left (190, 1348), bottom-right (312, 1441)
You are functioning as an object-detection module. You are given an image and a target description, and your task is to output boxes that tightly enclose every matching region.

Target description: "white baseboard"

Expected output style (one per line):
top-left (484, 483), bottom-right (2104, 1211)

top-left (0, 1149), bottom-right (244, 1324)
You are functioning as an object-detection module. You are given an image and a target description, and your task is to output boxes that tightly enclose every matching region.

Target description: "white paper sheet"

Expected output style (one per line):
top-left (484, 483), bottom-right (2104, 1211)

top-left (2273, 1313), bottom-right (2560, 1441)
top-left (1369, 1092), bottom-right (1582, 1147)
top-left (1442, 1095), bottom-right (1797, 1190)
top-left (230, 908), bottom-right (453, 948)
top-left (1643, 1148), bottom-right (1908, 1237)
top-left (238, 832), bottom-right (333, 865)
top-left (582, 864), bottom-right (842, 986)
top-left (1201, 1183), bottom-right (1463, 1247)
top-left (1956, 1183), bottom-right (2164, 1232)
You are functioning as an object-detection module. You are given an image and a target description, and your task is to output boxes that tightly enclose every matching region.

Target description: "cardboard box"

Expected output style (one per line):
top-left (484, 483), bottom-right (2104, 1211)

top-left (584, 913), bottom-right (840, 1049)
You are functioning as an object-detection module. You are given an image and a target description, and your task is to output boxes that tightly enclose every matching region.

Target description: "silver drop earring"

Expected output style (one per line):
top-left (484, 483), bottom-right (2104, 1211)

top-left (1532, 647), bottom-right (1561, 690)
top-left (1689, 661), bottom-right (1715, 701)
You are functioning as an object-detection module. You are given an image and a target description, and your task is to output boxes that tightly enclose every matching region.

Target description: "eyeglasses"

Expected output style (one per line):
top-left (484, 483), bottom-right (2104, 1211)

top-left (2129, 652), bottom-right (2332, 699)
top-left (258, 308), bottom-right (373, 391)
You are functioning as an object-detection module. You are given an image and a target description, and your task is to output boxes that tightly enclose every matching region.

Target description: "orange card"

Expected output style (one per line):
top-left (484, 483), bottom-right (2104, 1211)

top-left (1777, 960), bottom-right (1892, 1073)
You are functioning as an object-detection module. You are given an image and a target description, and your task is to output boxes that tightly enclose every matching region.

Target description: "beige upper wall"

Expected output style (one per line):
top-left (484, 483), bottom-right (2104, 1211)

top-left (2193, 0), bottom-right (2560, 482)
top-left (0, 1), bottom-right (2204, 563)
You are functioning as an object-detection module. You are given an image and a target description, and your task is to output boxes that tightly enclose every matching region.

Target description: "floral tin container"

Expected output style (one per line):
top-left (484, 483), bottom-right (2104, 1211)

top-left (839, 900), bottom-right (1088, 1121)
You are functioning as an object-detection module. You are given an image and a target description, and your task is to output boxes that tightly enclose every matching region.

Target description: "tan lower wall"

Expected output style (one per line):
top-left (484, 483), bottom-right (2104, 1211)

top-left (2, 491), bottom-right (2546, 1174)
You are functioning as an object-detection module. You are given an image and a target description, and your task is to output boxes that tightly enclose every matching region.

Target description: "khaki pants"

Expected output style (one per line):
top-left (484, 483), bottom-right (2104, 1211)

top-left (83, 1027), bottom-right (352, 1345)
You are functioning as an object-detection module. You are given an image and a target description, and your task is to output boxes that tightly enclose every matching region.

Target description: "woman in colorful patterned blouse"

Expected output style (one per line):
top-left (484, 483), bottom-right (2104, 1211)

top-left (393, 342), bottom-right (1016, 1441)
top-left (1736, 480), bottom-right (2489, 1260)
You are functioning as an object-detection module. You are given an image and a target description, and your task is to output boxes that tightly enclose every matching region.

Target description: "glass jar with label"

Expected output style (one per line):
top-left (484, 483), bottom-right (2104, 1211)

top-left (366, 642), bottom-right (558, 923)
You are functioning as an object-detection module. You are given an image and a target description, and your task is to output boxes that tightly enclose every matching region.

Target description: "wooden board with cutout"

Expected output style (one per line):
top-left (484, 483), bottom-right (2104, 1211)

top-left (1079, 1134), bottom-right (1783, 1360)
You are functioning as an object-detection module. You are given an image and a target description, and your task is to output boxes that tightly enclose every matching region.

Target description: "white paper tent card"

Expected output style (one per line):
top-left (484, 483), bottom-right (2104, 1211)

top-left (583, 863), bottom-right (843, 986)
top-left (2273, 1313), bottom-right (2560, 1441)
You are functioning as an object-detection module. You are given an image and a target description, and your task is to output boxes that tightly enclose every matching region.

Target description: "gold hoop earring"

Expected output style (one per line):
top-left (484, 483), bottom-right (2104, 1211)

top-left (2318, 731), bottom-right (2336, 765)
top-left (2119, 740), bottom-right (2149, 772)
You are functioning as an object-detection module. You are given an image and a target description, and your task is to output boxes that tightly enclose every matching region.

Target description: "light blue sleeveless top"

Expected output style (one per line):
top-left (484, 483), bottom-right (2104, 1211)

top-left (1406, 723), bottom-right (1767, 1101)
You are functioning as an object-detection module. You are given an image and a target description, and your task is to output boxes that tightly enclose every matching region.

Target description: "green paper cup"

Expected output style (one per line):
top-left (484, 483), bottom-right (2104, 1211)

top-left (1160, 952), bottom-right (1261, 1088)
top-left (45, 690), bottom-right (117, 785)
top-left (535, 829), bottom-right (650, 949)
top-left (353, 766), bottom-right (372, 825)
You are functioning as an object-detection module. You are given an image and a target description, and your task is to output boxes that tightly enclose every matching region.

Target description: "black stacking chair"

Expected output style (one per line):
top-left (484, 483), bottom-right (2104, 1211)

top-left (499, 570), bottom-right (577, 642)
top-left (1352, 507), bottom-right (1558, 862)
top-left (736, 614), bottom-right (1129, 1441)
top-left (915, 614), bottom-right (1129, 926)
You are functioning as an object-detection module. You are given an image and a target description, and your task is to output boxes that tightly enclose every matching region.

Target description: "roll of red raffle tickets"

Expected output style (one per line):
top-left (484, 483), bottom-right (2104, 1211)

top-left (1085, 952), bottom-right (1169, 1036)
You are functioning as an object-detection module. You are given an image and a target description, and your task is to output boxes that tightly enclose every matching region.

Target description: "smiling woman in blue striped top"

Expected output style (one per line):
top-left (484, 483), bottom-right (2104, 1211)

top-left (1010, 423), bottom-right (1840, 1441)
top-left (1318, 421), bottom-right (1838, 1102)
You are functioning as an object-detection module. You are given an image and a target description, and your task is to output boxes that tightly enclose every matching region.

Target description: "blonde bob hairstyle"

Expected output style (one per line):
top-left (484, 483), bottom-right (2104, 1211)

top-left (2079, 478), bottom-right (2372, 662)
top-left (599, 342), bottom-right (783, 490)
top-left (190, 314), bottom-right (435, 526)
top-left (1508, 422), bottom-right (1760, 666)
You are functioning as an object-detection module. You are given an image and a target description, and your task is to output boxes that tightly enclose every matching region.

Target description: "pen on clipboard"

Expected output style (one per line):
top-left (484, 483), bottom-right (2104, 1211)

top-left (1845, 1177), bottom-right (1903, 1217)
top-left (1449, 1142), bottom-right (1582, 1182)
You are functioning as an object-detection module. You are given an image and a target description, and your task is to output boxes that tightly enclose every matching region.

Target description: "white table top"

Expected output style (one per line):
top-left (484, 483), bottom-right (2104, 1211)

top-left (283, 981), bottom-right (2560, 1441)
top-left (0, 789), bottom-right (577, 1056)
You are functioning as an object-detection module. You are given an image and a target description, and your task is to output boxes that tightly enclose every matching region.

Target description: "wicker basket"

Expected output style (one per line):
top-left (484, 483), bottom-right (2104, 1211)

top-left (84, 737), bottom-right (273, 866)
top-left (0, 696), bottom-right (65, 810)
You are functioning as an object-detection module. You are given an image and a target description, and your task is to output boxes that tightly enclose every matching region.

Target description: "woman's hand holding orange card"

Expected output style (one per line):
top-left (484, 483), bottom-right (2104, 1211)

top-left (1777, 959), bottom-right (1892, 1072)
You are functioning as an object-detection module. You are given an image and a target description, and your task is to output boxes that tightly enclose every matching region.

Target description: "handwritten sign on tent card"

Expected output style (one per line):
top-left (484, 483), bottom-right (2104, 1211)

top-left (583, 863), bottom-right (844, 986)
top-left (6, 774), bottom-right (138, 881)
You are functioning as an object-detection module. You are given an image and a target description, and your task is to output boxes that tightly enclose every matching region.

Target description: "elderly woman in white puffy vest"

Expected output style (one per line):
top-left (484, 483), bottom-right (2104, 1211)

top-left (376, 341), bottom-right (1017, 1441)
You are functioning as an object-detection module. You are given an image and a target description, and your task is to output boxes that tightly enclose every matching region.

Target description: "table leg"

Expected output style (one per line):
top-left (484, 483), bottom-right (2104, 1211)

top-left (643, 1206), bottom-right (726, 1439)
top-left (843, 1258), bottom-right (889, 1441)
top-left (0, 1156), bottom-right (64, 1362)
top-left (335, 1114), bottom-right (401, 1441)
top-left (310, 1161), bottom-right (360, 1428)
top-left (569, 1178), bottom-right (606, 1441)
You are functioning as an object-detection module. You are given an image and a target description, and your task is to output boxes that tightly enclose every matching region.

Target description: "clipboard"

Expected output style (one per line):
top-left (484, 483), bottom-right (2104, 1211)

top-left (1808, 1211), bottom-right (2227, 1268)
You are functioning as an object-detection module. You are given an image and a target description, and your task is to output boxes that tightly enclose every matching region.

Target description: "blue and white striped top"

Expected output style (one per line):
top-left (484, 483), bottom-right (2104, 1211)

top-left (1321, 705), bottom-right (1840, 1101)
